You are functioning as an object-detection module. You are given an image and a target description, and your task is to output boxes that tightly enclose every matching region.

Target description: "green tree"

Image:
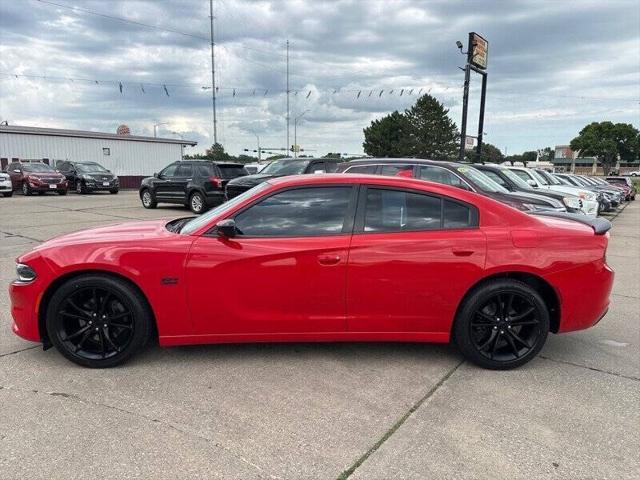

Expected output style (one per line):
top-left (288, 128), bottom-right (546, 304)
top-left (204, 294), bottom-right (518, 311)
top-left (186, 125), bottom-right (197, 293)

top-left (205, 142), bottom-right (232, 161)
top-left (404, 95), bottom-right (459, 160)
top-left (266, 154), bottom-right (289, 161)
top-left (570, 122), bottom-right (639, 174)
top-left (362, 111), bottom-right (412, 157)
top-left (521, 151), bottom-right (537, 167)
top-left (323, 152), bottom-right (342, 159)
top-left (538, 147), bottom-right (554, 162)
top-left (465, 142), bottom-right (503, 164)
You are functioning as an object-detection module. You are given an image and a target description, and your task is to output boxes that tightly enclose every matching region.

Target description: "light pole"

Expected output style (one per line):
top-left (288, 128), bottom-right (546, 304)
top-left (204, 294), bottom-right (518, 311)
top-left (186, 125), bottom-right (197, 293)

top-left (252, 133), bottom-right (262, 162)
top-left (172, 131), bottom-right (185, 159)
top-left (293, 110), bottom-right (309, 158)
top-left (153, 122), bottom-right (168, 138)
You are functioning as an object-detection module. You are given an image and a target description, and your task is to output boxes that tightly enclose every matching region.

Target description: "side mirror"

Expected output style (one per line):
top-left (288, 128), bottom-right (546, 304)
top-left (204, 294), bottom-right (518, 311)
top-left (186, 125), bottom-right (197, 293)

top-left (153, 172), bottom-right (160, 178)
top-left (527, 179), bottom-right (537, 188)
top-left (216, 219), bottom-right (237, 238)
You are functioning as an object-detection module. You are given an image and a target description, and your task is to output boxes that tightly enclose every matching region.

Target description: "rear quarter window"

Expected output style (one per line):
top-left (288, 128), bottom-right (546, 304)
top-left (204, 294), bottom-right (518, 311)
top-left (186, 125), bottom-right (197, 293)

top-left (218, 165), bottom-right (248, 179)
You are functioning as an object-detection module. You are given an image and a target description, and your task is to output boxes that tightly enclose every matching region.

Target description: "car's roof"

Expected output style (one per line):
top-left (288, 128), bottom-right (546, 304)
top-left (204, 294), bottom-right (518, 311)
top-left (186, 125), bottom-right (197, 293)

top-left (342, 158), bottom-right (465, 169)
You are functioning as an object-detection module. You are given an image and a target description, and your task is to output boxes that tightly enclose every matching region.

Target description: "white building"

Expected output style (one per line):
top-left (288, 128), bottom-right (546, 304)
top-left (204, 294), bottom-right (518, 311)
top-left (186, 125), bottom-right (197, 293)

top-left (0, 125), bottom-right (196, 188)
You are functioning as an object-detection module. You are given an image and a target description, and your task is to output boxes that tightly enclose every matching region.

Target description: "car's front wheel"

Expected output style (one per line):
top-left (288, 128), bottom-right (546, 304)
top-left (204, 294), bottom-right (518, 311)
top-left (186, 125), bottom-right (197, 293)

top-left (110, 189), bottom-right (119, 194)
top-left (140, 189), bottom-right (157, 209)
top-left (453, 279), bottom-right (550, 370)
top-left (76, 180), bottom-right (86, 194)
top-left (45, 274), bottom-right (152, 368)
top-left (2, 192), bottom-right (13, 197)
top-left (22, 183), bottom-right (31, 196)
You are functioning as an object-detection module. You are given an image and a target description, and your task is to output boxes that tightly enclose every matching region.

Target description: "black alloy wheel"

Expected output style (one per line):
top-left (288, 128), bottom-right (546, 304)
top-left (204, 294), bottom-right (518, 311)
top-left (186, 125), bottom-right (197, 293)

top-left (454, 280), bottom-right (550, 369)
top-left (46, 275), bottom-right (151, 367)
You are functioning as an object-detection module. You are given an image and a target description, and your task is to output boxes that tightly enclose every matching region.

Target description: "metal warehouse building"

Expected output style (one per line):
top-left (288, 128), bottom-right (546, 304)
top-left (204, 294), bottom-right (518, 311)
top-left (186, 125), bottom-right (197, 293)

top-left (0, 125), bottom-right (196, 188)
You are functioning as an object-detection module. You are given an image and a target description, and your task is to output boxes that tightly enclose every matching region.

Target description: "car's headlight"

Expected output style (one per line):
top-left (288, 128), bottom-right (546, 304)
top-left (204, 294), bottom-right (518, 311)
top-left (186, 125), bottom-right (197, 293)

top-left (562, 196), bottom-right (581, 209)
top-left (578, 190), bottom-right (596, 201)
top-left (16, 263), bottom-right (36, 282)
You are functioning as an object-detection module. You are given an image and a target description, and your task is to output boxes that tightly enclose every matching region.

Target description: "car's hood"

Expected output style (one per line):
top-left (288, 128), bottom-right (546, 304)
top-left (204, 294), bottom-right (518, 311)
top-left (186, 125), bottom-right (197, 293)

top-left (503, 191), bottom-right (562, 208)
top-left (81, 172), bottom-right (116, 181)
top-left (226, 173), bottom-right (279, 187)
top-left (24, 172), bottom-right (64, 179)
top-left (34, 219), bottom-right (172, 250)
top-left (544, 185), bottom-right (596, 200)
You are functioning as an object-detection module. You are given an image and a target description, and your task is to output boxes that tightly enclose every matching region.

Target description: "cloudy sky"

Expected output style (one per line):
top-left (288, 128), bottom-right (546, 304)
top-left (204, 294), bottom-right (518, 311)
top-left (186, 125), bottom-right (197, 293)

top-left (0, 0), bottom-right (638, 157)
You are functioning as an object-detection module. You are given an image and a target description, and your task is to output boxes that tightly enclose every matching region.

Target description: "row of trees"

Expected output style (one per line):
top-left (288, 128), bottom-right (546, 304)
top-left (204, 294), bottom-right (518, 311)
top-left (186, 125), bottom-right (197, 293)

top-left (362, 93), bottom-right (638, 173)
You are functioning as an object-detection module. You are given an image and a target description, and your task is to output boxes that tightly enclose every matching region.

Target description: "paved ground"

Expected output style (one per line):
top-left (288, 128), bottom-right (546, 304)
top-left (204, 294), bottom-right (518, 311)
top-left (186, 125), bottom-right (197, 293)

top-left (0, 190), bottom-right (638, 479)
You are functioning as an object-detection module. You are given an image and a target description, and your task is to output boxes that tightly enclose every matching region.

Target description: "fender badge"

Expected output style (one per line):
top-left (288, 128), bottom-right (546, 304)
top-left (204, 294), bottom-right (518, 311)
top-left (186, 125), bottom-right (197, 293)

top-left (161, 277), bottom-right (179, 285)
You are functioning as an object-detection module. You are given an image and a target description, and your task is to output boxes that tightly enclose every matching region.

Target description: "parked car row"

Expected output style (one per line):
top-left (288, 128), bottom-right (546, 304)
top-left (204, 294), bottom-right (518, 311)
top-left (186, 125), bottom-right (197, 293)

top-left (1, 160), bottom-right (119, 196)
top-left (136, 157), bottom-right (636, 216)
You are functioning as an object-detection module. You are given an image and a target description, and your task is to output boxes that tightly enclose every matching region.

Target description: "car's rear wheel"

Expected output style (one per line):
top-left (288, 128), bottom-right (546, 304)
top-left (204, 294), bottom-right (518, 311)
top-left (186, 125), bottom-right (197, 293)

top-left (189, 191), bottom-right (206, 214)
top-left (140, 189), bottom-right (157, 209)
top-left (453, 279), bottom-right (550, 370)
top-left (45, 274), bottom-right (152, 368)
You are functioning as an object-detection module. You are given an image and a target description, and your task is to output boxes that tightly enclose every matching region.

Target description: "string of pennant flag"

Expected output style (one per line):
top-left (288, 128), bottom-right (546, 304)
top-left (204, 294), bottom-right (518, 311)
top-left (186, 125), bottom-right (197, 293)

top-left (0, 72), bottom-right (458, 100)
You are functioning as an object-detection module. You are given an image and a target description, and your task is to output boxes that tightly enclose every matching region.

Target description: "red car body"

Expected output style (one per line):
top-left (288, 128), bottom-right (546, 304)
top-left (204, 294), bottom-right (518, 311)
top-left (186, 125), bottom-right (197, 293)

top-left (10, 175), bottom-right (613, 357)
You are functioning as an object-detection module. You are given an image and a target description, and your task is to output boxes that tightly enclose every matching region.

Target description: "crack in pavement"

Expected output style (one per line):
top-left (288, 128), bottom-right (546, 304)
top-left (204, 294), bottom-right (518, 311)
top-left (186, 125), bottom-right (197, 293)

top-left (0, 384), bottom-right (281, 480)
top-left (0, 345), bottom-right (40, 358)
top-left (539, 356), bottom-right (640, 382)
top-left (336, 360), bottom-right (465, 480)
top-left (1, 230), bottom-right (43, 243)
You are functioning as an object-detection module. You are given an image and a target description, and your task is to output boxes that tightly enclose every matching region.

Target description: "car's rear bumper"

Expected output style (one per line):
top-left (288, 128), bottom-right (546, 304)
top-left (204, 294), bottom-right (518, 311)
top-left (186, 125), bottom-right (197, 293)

top-left (544, 259), bottom-right (614, 333)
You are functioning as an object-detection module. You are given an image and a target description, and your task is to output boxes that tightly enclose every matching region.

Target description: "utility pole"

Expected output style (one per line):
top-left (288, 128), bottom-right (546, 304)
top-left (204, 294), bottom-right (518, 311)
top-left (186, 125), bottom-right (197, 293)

top-left (286, 40), bottom-right (290, 155)
top-left (209, 0), bottom-right (218, 145)
top-left (254, 133), bottom-right (261, 162)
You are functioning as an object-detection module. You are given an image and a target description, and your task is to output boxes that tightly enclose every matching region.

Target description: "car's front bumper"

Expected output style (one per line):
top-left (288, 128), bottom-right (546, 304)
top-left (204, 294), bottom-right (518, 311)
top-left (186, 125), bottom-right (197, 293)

top-left (9, 280), bottom-right (42, 342)
top-left (581, 199), bottom-right (599, 217)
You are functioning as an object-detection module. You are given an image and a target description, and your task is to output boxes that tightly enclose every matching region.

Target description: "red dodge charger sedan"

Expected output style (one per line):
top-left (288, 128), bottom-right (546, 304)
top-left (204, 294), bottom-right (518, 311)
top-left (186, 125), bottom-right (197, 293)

top-left (9, 174), bottom-right (614, 369)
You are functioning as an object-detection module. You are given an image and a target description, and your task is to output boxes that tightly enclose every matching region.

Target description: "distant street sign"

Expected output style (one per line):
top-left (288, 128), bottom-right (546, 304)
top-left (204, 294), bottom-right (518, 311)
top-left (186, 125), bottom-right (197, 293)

top-left (465, 135), bottom-right (476, 150)
top-left (470, 32), bottom-right (488, 70)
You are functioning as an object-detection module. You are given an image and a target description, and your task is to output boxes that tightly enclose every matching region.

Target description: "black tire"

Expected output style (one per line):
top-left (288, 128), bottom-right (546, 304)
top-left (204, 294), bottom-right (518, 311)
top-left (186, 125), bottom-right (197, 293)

top-left (110, 189), bottom-right (119, 194)
top-left (453, 279), bottom-right (550, 370)
top-left (75, 180), bottom-right (86, 194)
top-left (58, 189), bottom-right (67, 196)
top-left (3, 191), bottom-right (13, 197)
top-left (140, 188), bottom-right (157, 209)
top-left (45, 274), bottom-right (152, 368)
top-left (22, 183), bottom-right (31, 196)
top-left (189, 191), bottom-right (206, 214)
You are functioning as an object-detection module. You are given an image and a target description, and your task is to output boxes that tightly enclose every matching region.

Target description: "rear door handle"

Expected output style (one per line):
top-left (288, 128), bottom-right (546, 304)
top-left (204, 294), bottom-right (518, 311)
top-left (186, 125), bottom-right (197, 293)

top-left (452, 248), bottom-right (474, 257)
top-left (318, 255), bottom-right (341, 266)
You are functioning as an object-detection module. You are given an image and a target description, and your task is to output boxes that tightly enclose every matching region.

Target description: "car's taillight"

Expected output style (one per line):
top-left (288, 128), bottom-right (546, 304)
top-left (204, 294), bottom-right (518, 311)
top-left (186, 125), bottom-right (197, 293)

top-left (209, 176), bottom-right (223, 188)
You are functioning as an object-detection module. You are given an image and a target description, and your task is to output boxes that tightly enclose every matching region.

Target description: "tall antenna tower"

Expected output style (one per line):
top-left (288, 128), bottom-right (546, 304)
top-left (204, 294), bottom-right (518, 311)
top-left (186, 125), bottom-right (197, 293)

top-left (209, 0), bottom-right (218, 144)
top-left (286, 39), bottom-right (290, 153)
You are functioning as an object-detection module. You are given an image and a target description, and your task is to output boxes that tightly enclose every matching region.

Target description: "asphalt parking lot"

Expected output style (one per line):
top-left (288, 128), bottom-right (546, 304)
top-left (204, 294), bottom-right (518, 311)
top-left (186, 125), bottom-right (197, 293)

top-left (0, 191), bottom-right (638, 480)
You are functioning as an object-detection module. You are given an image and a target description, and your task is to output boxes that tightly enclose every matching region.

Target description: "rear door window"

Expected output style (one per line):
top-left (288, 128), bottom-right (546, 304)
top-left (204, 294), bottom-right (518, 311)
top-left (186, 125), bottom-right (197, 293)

top-left (346, 165), bottom-right (378, 174)
top-left (481, 170), bottom-right (508, 188)
top-left (380, 164), bottom-right (414, 178)
top-left (175, 164), bottom-right (193, 178)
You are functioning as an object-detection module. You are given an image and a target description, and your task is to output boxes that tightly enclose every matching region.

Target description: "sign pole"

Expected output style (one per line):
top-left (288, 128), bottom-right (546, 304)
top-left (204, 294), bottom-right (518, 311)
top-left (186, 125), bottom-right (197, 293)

top-left (476, 71), bottom-right (487, 163)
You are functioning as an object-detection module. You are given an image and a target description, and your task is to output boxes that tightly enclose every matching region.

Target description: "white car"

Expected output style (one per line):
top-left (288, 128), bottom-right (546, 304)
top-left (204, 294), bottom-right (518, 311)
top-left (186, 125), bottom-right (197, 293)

top-left (629, 170), bottom-right (640, 177)
top-left (507, 167), bottom-right (599, 217)
top-left (0, 172), bottom-right (13, 197)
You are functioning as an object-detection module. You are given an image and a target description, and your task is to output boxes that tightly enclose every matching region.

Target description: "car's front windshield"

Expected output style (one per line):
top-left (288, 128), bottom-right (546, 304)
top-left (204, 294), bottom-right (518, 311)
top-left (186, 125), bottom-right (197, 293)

top-left (77, 163), bottom-right (108, 173)
top-left (537, 170), bottom-right (562, 185)
top-left (180, 182), bottom-right (270, 235)
top-left (22, 163), bottom-right (55, 172)
top-left (500, 168), bottom-right (533, 190)
top-left (260, 160), bottom-right (309, 175)
top-left (456, 166), bottom-right (509, 193)
top-left (529, 169), bottom-right (549, 186)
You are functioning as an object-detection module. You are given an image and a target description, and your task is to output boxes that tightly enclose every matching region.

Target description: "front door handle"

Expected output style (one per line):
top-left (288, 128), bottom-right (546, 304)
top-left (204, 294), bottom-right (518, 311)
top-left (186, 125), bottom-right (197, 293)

top-left (318, 255), bottom-right (341, 266)
top-left (452, 248), bottom-right (474, 257)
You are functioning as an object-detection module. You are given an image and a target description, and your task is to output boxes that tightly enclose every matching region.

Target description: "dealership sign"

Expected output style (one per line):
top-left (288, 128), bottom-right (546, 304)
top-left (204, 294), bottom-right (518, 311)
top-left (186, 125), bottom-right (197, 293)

top-left (470, 32), bottom-right (488, 70)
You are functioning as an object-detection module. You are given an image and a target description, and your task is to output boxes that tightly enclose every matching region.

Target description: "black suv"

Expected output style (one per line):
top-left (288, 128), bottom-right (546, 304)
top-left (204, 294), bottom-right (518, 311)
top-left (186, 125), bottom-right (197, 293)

top-left (56, 160), bottom-right (119, 194)
top-left (225, 158), bottom-right (341, 199)
top-left (139, 160), bottom-right (248, 213)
